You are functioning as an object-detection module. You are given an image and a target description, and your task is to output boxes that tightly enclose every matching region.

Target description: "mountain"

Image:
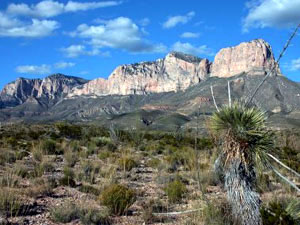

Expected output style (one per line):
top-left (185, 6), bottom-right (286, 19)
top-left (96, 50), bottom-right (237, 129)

top-left (0, 39), bottom-right (299, 129)
top-left (0, 74), bottom-right (88, 109)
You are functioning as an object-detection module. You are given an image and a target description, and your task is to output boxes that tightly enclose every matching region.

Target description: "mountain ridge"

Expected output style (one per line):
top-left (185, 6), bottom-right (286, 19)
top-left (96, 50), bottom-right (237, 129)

top-left (1, 39), bottom-right (298, 129)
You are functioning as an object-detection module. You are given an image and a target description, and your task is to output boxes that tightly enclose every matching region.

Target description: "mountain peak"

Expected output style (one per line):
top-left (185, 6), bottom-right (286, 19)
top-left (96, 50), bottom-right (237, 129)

top-left (166, 51), bottom-right (203, 63)
top-left (211, 38), bottom-right (280, 77)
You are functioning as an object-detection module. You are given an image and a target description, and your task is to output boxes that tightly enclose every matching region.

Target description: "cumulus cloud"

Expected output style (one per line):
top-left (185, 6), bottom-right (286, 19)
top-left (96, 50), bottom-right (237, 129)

top-left (70, 17), bottom-right (167, 53)
top-left (16, 61), bottom-right (77, 74)
top-left (243, 0), bottom-right (300, 32)
top-left (290, 58), bottom-right (300, 71)
top-left (54, 61), bottom-right (75, 69)
top-left (172, 41), bottom-right (214, 56)
top-left (16, 64), bottom-right (51, 74)
top-left (163, 11), bottom-right (195, 29)
top-left (180, 32), bottom-right (200, 38)
top-left (0, 19), bottom-right (59, 37)
top-left (6, 0), bottom-right (122, 18)
top-left (60, 44), bottom-right (107, 58)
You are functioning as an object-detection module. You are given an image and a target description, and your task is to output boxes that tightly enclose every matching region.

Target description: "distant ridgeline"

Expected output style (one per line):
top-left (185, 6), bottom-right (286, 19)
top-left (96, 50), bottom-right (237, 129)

top-left (0, 39), bottom-right (299, 129)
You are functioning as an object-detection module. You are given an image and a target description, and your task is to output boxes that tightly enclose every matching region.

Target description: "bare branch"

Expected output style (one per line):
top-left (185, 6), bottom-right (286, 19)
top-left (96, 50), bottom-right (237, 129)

top-left (210, 85), bottom-right (220, 112)
top-left (272, 166), bottom-right (300, 193)
top-left (267, 153), bottom-right (300, 179)
top-left (153, 208), bottom-right (203, 216)
top-left (228, 81), bottom-right (232, 107)
top-left (246, 24), bottom-right (300, 106)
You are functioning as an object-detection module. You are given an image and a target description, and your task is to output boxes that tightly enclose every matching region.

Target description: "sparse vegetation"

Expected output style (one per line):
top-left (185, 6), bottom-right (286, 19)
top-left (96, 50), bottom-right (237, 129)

top-left (0, 122), bottom-right (298, 224)
top-left (100, 184), bottom-right (136, 215)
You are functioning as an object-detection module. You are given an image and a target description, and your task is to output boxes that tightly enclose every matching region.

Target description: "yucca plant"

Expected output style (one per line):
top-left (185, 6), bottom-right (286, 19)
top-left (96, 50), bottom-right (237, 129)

top-left (210, 102), bottom-right (273, 225)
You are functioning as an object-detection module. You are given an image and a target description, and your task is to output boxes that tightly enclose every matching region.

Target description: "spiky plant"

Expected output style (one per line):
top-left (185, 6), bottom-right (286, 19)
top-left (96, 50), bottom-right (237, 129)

top-left (210, 102), bottom-right (274, 225)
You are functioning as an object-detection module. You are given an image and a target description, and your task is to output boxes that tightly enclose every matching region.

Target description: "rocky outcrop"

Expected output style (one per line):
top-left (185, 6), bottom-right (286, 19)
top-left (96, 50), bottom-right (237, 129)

top-left (0, 39), bottom-right (283, 105)
top-left (68, 52), bottom-right (211, 97)
top-left (0, 74), bottom-right (88, 108)
top-left (211, 39), bottom-right (280, 78)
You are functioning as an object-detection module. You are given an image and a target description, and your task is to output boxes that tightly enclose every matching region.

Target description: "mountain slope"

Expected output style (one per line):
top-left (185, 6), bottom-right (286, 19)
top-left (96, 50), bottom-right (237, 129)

top-left (0, 74), bottom-right (88, 109)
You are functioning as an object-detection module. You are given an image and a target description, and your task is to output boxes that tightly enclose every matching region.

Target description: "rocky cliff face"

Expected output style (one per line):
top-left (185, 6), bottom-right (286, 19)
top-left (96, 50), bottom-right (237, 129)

top-left (0, 74), bottom-right (88, 108)
top-left (1, 39), bottom-right (281, 105)
top-left (69, 39), bottom-right (280, 97)
top-left (68, 52), bottom-right (211, 97)
top-left (211, 39), bottom-right (280, 77)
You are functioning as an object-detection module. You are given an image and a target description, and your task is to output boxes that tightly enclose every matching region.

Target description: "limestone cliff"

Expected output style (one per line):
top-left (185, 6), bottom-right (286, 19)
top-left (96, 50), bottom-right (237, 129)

top-left (211, 39), bottom-right (280, 77)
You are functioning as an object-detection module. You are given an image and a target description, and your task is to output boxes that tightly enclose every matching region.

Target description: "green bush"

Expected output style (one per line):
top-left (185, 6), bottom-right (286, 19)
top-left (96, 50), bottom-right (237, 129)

top-left (118, 157), bottom-right (138, 171)
top-left (100, 184), bottom-right (136, 216)
top-left (50, 202), bottom-right (81, 223)
top-left (0, 150), bottom-right (16, 165)
top-left (59, 167), bottom-right (76, 187)
top-left (164, 180), bottom-right (187, 203)
top-left (261, 200), bottom-right (296, 225)
top-left (80, 208), bottom-right (111, 225)
top-left (78, 184), bottom-right (101, 196)
top-left (0, 188), bottom-right (22, 218)
top-left (56, 123), bottom-right (82, 139)
top-left (41, 139), bottom-right (57, 155)
top-left (203, 199), bottom-right (235, 225)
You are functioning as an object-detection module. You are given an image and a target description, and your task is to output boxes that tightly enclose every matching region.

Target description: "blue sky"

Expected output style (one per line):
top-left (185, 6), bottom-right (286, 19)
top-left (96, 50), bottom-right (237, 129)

top-left (0, 0), bottom-right (300, 90)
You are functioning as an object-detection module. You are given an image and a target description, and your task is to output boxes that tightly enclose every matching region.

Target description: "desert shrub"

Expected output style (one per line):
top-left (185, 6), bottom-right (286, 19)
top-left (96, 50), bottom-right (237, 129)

top-left (50, 202), bottom-right (81, 223)
top-left (98, 150), bottom-right (113, 160)
top-left (25, 179), bottom-right (54, 198)
top-left (0, 171), bottom-right (19, 188)
top-left (80, 208), bottom-right (111, 225)
top-left (15, 150), bottom-right (30, 160)
top-left (0, 150), bottom-right (16, 165)
top-left (59, 167), bottom-right (76, 187)
top-left (41, 161), bottom-right (55, 173)
top-left (6, 137), bottom-right (18, 148)
top-left (64, 149), bottom-right (78, 167)
top-left (56, 122), bottom-right (82, 139)
top-left (142, 199), bottom-right (167, 224)
top-left (13, 163), bottom-right (29, 178)
top-left (147, 158), bottom-right (161, 169)
top-left (203, 199), bottom-right (236, 225)
top-left (118, 157), bottom-right (138, 171)
top-left (256, 173), bottom-right (274, 193)
top-left (261, 200), bottom-right (297, 225)
top-left (32, 146), bottom-right (43, 162)
top-left (78, 184), bottom-right (101, 196)
top-left (78, 161), bottom-right (100, 184)
top-left (164, 179), bottom-right (187, 203)
top-left (100, 184), bottom-right (136, 216)
top-left (0, 188), bottom-right (22, 218)
top-left (95, 136), bottom-right (112, 147)
top-left (107, 143), bottom-right (117, 152)
top-left (41, 139), bottom-right (57, 155)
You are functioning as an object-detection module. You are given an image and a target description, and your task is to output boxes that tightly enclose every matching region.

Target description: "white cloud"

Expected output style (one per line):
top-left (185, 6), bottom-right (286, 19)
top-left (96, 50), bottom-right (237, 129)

top-left (180, 32), bottom-right (200, 38)
top-left (54, 61), bottom-right (75, 69)
top-left (0, 19), bottom-right (59, 37)
top-left (70, 17), bottom-right (167, 53)
top-left (0, 12), bottom-right (21, 28)
top-left (139, 18), bottom-right (150, 26)
top-left (290, 58), bottom-right (300, 71)
top-left (172, 41), bottom-right (214, 56)
top-left (6, 0), bottom-right (121, 18)
top-left (16, 64), bottom-right (51, 74)
top-left (163, 11), bottom-right (195, 29)
top-left (61, 44), bottom-right (106, 58)
top-left (243, 0), bottom-right (300, 32)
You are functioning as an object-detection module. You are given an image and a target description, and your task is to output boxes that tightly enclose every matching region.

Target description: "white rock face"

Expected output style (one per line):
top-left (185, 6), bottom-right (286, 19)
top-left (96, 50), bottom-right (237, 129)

top-left (0, 39), bottom-right (282, 105)
top-left (68, 52), bottom-right (211, 97)
top-left (211, 39), bottom-right (280, 77)
top-left (0, 74), bottom-right (87, 106)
